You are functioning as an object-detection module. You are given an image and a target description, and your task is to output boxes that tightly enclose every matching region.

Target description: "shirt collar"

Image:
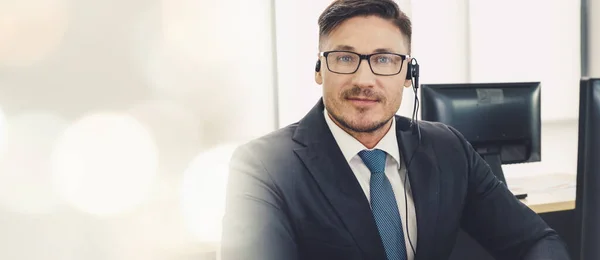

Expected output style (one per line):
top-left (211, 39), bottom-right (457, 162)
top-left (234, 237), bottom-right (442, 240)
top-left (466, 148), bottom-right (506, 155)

top-left (323, 108), bottom-right (401, 168)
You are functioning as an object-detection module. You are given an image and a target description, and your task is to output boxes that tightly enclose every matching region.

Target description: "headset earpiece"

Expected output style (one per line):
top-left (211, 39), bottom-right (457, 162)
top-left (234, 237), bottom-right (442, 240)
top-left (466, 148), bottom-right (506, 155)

top-left (406, 62), bottom-right (413, 80)
top-left (412, 61), bottom-right (419, 80)
top-left (315, 60), bottom-right (321, 72)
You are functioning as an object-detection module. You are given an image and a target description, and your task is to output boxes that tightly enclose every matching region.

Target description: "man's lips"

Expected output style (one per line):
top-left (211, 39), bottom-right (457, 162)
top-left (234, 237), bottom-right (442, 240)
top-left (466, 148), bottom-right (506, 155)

top-left (346, 97), bottom-right (380, 106)
top-left (346, 97), bottom-right (379, 102)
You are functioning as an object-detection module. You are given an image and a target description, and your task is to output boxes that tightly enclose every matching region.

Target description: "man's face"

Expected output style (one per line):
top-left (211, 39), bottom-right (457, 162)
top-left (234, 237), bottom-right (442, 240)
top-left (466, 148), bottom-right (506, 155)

top-left (316, 15), bottom-right (411, 133)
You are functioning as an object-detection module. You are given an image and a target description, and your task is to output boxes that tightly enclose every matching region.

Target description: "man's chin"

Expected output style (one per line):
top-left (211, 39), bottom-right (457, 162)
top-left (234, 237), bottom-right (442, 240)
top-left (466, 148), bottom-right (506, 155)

top-left (327, 106), bottom-right (392, 133)
top-left (341, 118), bottom-right (391, 133)
top-left (347, 125), bottom-right (382, 133)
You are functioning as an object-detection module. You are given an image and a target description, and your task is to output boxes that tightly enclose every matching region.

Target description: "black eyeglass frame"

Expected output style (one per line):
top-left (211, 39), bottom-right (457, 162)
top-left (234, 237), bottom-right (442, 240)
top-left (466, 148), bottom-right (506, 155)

top-left (319, 50), bottom-right (410, 76)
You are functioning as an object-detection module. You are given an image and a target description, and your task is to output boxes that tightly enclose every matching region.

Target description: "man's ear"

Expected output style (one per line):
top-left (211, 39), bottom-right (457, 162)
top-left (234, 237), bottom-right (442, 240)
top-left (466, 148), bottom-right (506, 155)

top-left (315, 71), bottom-right (323, 85)
top-left (315, 57), bottom-right (323, 85)
top-left (404, 79), bottom-right (412, 88)
top-left (315, 59), bottom-right (323, 85)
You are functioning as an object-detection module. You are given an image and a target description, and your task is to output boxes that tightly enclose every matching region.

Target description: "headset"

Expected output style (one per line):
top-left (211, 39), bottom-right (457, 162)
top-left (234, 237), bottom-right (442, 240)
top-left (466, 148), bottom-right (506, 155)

top-left (316, 57), bottom-right (422, 257)
top-left (404, 57), bottom-right (420, 257)
top-left (315, 59), bottom-right (321, 73)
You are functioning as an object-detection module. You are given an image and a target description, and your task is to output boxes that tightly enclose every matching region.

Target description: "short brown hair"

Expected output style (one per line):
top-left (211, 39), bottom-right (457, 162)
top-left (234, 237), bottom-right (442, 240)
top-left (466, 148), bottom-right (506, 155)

top-left (318, 0), bottom-right (412, 53)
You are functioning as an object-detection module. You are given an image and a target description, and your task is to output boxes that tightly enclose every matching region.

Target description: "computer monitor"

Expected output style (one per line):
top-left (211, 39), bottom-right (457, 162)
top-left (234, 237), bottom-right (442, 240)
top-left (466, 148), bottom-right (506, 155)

top-left (420, 82), bottom-right (541, 190)
top-left (577, 78), bottom-right (600, 260)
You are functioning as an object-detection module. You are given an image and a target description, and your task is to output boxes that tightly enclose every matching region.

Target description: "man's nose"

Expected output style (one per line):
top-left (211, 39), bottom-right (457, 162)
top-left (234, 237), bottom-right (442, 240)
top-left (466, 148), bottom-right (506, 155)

top-left (353, 59), bottom-right (376, 87)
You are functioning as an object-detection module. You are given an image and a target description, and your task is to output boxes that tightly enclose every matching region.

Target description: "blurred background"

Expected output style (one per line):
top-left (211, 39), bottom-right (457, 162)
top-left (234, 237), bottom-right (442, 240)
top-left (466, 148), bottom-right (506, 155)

top-left (0, 0), bottom-right (597, 259)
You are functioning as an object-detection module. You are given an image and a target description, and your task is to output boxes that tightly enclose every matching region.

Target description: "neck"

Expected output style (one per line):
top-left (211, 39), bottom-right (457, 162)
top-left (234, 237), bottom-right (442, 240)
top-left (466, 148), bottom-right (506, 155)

top-left (331, 116), bottom-right (393, 149)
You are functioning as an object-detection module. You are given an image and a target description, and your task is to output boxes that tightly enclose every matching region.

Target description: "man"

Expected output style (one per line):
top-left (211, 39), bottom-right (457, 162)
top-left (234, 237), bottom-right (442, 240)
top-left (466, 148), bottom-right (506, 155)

top-left (220, 0), bottom-right (571, 259)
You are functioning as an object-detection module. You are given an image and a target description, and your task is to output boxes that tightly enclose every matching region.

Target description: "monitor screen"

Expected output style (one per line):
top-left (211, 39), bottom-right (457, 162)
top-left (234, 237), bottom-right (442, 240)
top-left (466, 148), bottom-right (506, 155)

top-left (420, 82), bottom-right (541, 165)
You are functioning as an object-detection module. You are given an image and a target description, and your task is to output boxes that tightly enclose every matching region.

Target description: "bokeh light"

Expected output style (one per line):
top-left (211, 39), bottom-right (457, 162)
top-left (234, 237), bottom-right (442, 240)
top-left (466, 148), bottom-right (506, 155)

top-left (127, 99), bottom-right (202, 171)
top-left (52, 113), bottom-right (159, 217)
top-left (0, 112), bottom-right (68, 214)
top-left (129, 0), bottom-right (277, 146)
top-left (0, 0), bottom-right (69, 67)
top-left (181, 143), bottom-right (238, 243)
top-left (161, 0), bottom-right (239, 67)
top-left (151, 0), bottom-right (271, 98)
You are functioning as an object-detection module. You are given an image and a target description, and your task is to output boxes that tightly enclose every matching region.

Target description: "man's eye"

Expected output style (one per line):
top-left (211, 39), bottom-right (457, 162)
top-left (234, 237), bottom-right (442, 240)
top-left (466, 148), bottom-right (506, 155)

top-left (376, 56), bottom-right (391, 63)
top-left (338, 56), bottom-right (354, 62)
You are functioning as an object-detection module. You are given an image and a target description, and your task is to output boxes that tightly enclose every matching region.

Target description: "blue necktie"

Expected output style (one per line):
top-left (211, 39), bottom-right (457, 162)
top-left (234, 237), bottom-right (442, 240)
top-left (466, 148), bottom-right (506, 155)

top-left (358, 149), bottom-right (407, 260)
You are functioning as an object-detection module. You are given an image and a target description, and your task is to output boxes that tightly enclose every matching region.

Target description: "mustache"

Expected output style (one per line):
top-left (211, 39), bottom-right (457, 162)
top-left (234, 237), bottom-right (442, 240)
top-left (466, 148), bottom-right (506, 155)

top-left (342, 86), bottom-right (384, 101)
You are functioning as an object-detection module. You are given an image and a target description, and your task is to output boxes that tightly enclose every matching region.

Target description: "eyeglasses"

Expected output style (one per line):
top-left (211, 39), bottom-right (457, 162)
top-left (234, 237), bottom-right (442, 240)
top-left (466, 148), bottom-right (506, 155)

top-left (319, 51), bottom-right (410, 76)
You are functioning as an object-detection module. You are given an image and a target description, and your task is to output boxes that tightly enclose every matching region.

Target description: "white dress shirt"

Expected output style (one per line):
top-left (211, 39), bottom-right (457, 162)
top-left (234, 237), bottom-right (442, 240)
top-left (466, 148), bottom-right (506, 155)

top-left (324, 109), bottom-right (417, 260)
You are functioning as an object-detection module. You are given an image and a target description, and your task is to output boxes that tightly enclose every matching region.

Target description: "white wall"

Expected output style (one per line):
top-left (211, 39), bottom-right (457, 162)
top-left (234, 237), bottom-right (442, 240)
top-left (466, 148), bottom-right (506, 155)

top-left (410, 0), bottom-right (470, 85)
top-left (406, 0), bottom-right (470, 118)
top-left (274, 0), bottom-right (332, 128)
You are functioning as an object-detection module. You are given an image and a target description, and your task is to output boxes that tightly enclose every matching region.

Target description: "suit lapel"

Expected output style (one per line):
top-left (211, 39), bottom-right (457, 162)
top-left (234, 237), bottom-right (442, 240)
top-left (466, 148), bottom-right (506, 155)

top-left (293, 100), bottom-right (387, 260)
top-left (396, 118), bottom-right (441, 260)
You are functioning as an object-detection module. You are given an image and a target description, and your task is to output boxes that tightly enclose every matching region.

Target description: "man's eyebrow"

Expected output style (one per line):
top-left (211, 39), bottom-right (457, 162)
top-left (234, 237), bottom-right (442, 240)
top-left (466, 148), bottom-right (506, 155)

top-left (332, 45), bottom-right (355, 51)
top-left (373, 48), bottom-right (397, 53)
top-left (330, 45), bottom-right (401, 54)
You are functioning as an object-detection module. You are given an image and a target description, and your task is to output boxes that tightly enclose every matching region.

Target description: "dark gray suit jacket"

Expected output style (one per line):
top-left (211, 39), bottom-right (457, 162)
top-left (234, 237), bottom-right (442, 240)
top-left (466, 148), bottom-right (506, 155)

top-left (220, 99), bottom-right (571, 260)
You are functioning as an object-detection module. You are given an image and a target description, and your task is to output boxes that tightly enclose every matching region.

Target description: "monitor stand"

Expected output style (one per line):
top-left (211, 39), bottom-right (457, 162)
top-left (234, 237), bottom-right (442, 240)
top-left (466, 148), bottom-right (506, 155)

top-left (481, 153), bottom-right (528, 200)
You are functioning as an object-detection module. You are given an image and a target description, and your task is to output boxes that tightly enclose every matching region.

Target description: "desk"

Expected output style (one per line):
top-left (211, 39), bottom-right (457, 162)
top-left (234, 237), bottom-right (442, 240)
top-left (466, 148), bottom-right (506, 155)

top-left (508, 173), bottom-right (576, 214)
